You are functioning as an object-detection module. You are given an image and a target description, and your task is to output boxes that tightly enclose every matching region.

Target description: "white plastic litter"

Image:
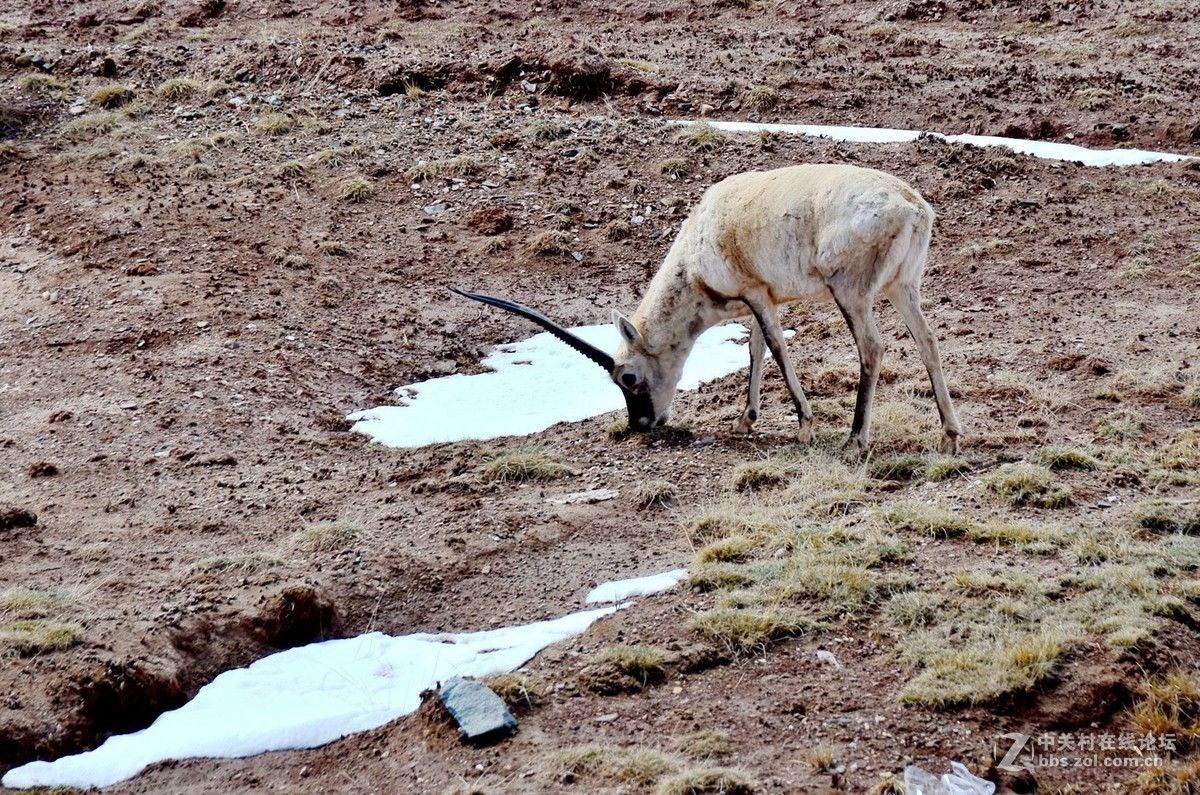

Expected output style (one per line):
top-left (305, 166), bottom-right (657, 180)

top-left (585, 569), bottom-right (689, 604)
top-left (904, 762), bottom-right (996, 795)
top-left (348, 323), bottom-right (755, 448)
top-left (667, 119), bottom-right (1194, 167)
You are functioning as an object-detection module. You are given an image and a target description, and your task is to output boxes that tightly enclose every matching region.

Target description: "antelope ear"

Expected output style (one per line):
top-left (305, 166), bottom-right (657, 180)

top-left (613, 310), bottom-right (643, 347)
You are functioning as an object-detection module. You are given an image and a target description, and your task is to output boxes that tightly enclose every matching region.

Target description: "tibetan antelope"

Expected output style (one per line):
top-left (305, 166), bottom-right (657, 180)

top-left (453, 163), bottom-right (962, 456)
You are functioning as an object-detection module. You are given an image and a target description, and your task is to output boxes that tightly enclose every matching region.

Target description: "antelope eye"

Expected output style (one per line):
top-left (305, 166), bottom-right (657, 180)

top-left (621, 373), bottom-right (637, 388)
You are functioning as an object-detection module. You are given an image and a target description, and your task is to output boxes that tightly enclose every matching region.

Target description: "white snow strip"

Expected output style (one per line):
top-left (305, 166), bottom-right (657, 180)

top-left (2, 606), bottom-right (619, 790)
top-left (667, 120), bottom-right (1195, 167)
top-left (586, 568), bottom-right (689, 604)
top-left (348, 322), bottom-right (755, 448)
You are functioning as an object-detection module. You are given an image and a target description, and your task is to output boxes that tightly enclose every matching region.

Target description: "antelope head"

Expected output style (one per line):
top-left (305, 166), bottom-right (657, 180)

top-left (449, 289), bottom-right (659, 430)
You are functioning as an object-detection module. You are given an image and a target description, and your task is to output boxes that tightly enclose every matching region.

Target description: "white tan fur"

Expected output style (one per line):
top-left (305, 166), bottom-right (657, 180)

top-left (610, 163), bottom-right (961, 456)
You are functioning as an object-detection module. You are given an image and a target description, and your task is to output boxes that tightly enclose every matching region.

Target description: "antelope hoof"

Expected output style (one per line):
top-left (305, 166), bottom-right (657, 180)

top-left (846, 434), bottom-right (869, 460)
top-left (938, 430), bottom-right (961, 456)
top-left (734, 409), bottom-right (758, 434)
top-left (796, 421), bottom-right (814, 445)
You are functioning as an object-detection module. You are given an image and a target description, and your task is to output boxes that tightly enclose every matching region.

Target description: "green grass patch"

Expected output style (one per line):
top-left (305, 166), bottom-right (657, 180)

top-left (1097, 408), bottom-right (1147, 441)
top-left (0, 619), bottom-right (84, 656)
top-left (877, 501), bottom-right (972, 537)
top-left (1134, 500), bottom-right (1200, 535)
top-left (983, 464), bottom-right (1073, 508)
top-left (1028, 446), bottom-right (1101, 471)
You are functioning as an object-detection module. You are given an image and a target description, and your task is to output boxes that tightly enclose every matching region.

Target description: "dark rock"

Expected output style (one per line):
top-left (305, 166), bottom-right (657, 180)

top-left (466, 207), bottom-right (513, 236)
top-left (0, 505), bottom-right (37, 531)
top-left (438, 677), bottom-right (517, 741)
top-left (549, 52), bottom-right (613, 100)
top-left (179, 0), bottom-right (225, 27)
top-left (29, 462), bottom-right (58, 478)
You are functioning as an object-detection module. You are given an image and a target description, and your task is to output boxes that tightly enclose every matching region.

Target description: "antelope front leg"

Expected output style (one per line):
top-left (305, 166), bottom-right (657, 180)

top-left (834, 291), bottom-right (884, 460)
top-left (734, 319), bottom-right (765, 433)
top-left (744, 299), bottom-right (814, 444)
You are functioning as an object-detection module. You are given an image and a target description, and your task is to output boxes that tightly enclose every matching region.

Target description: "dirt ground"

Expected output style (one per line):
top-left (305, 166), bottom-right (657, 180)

top-left (2, 0), bottom-right (1200, 792)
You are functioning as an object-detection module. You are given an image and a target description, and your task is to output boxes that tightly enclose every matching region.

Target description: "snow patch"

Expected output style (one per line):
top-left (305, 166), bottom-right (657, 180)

top-left (348, 322), bottom-right (755, 448)
top-left (669, 120), bottom-right (1194, 167)
top-left (2, 606), bottom-right (619, 790)
top-left (586, 569), bottom-right (689, 604)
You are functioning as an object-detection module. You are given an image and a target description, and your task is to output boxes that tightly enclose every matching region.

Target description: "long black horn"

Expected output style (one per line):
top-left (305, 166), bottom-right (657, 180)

top-left (449, 287), bottom-right (658, 430)
top-left (449, 287), bottom-right (615, 372)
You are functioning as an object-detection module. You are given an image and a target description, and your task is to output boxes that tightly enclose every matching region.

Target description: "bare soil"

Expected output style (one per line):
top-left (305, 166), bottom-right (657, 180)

top-left (2, 1), bottom-right (1199, 793)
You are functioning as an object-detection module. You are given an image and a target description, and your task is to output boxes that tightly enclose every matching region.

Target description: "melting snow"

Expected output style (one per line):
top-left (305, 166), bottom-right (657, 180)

top-left (2, 570), bottom-right (687, 791)
top-left (670, 120), bottom-right (1194, 167)
top-left (586, 569), bottom-right (689, 604)
top-left (348, 322), bottom-right (755, 448)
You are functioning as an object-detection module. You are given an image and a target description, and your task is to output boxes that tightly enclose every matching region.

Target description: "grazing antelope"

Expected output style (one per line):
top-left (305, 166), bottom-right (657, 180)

top-left (453, 163), bottom-right (962, 456)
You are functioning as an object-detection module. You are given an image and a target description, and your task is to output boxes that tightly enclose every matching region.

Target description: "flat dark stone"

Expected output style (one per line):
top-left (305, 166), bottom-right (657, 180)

top-left (438, 677), bottom-right (517, 741)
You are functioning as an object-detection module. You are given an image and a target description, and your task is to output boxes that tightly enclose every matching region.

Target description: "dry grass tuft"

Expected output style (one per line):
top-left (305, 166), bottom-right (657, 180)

top-left (1128, 670), bottom-right (1200, 754)
top-left (90, 83), bottom-right (133, 108)
top-left (20, 74), bottom-right (68, 95)
top-left (290, 519), bottom-right (363, 552)
top-left (660, 157), bottom-right (690, 177)
top-left (0, 588), bottom-right (81, 617)
top-left (159, 77), bottom-right (202, 99)
top-left (186, 552), bottom-right (284, 578)
top-left (482, 673), bottom-right (543, 709)
top-left (654, 767), bottom-right (756, 795)
top-left (1162, 429), bottom-right (1200, 471)
top-left (696, 535), bottom-right (756, 565)
top-left (1074, 87), bottom-right (1114, 110)
top-left (485, 447), bottom-right (572, 482)
top-left (690, 608), bottom-right (809, 655)
top-left (525, 230), bottom-right (573, 257)
top-left (676, 121), bottom-right (726, 151)
top-left (527, 119), bottom-right (570, 141)
top-left (598, 644), bottom-right (667, 686)
top-left (184, 162), bottom-right (214, 180)
top-left (815, 35), bottom-right (851, 54)
top-left (745, 86), bottom-right (778, 112)
top-left (338, 176), bottom-right (376, 202)
top-left (277, 159), bottom-right (306, 179)
top-left (671, 730), bottom-right (732, 759)
top-left (553, 745), bottom-right (678, 787)
top-left (632, 479), bottom-right (676, 510)
top-left (603, 220), bottom-right (633, 241)
top-left (255, 111), bottom-right (294, 135)
top-left (64, 112), bottom-right (122, 139)
top-left (319, 240), bottom-right (354, 257)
